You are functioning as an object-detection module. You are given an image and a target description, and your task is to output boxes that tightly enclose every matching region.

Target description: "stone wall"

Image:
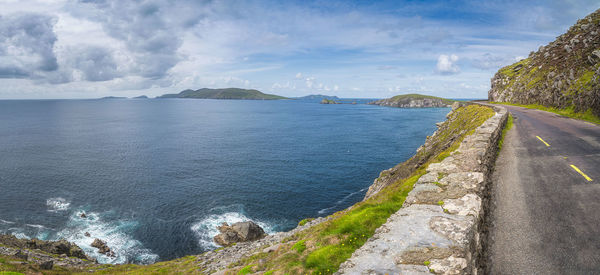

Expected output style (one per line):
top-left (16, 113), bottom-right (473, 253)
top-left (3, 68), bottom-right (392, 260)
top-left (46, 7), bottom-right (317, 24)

top-left (337, 104), bottom-right (507, 274)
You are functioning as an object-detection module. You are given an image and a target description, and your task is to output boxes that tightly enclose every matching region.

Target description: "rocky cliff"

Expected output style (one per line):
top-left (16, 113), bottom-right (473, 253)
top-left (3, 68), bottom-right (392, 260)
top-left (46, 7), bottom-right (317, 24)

top-left (368, 94), bottom-right (455, 108)
top-left (488, 8), bottom-right (600, 117)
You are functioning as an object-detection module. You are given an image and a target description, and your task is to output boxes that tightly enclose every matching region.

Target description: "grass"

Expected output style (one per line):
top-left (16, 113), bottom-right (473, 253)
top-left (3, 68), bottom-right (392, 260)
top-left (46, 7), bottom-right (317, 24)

top-left (237, 265), bottom-right (255, 275)
top-left (492, 102), bottom-right (600, 125)
top-left (298, 218), bottom-right (314, 226)
top-left (292, 240), bottom-right (306, 253)
top-left (497, 114), bottom-right (514, 152)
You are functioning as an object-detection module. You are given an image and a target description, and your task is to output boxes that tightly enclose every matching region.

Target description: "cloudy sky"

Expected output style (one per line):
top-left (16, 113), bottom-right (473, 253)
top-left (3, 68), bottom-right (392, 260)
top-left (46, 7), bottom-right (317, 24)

top-left (0, 0), bottom-right (598, 99)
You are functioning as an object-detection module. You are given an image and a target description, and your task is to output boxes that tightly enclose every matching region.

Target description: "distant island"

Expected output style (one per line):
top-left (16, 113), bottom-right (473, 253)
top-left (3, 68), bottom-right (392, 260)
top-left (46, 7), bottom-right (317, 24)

top-left (368, 93), bottom-right (455, 108)
top-left (320, 99), bottom-right (340, 104)
top-left (133, 95), bottom-right (148, 99)
top-left (295, 94), bottom-right (340, 101)
top-left (158, 88), bottom-right (288, 100)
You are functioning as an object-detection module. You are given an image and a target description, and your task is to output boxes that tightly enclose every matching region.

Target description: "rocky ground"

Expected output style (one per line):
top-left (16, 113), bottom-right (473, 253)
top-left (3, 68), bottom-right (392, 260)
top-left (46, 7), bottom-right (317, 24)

top-left (195, 216), bottom-right (332, 273)
top-left (0, 234), bottom-right (98, 272)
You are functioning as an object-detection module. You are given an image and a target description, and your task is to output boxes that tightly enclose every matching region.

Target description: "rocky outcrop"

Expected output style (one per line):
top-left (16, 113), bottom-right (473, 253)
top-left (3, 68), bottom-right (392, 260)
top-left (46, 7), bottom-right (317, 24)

top-left (368, 94), bottom-right (454, 108)
top-left (0, 234), bottom-right (96, 271)
top-left (213, 221), bottom-right (266, 247)
top-left (338, 104), bottom-right (508, 274)
top-left (197, 217), bottom-right (332, 273)
top-left (320, 98), bottom-right (340, 104)
top-left (0, 234), bottom-right (89, 260)
top-left (488, 8), bottom-right (600, 117)
top-left (91, 238), bottom-right (115, 257)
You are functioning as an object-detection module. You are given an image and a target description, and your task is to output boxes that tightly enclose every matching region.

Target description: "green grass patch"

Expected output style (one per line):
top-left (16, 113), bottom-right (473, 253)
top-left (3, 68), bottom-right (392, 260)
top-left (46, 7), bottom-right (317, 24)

top-left (424, 260), bottom-right (431, 266)
top-left (497, 113), bottom-right (514, 152)
top-left (237, 264), bottom-right (255, 275)
top-left (492, 102), bottom-right (600, 125)
top-left (292, 240), bottom-right (307, 253)
top-left (298, 218), bottom-right (314, 226)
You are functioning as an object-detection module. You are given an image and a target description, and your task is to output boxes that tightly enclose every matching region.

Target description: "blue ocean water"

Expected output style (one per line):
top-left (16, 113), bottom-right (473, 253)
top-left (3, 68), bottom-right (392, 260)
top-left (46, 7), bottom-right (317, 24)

top-left (0, 99), bottom-right (449, 264)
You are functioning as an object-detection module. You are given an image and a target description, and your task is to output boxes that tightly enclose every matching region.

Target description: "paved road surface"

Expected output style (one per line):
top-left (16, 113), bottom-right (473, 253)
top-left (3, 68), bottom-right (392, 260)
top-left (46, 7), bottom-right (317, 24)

top-left (488, 105), bottom-right (600, 274)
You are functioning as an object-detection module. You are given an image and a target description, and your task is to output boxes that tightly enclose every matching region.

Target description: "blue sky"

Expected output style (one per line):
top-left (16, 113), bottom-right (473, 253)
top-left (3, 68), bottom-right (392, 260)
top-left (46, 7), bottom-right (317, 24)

top-left (0, 0), bottom-right (598, 99)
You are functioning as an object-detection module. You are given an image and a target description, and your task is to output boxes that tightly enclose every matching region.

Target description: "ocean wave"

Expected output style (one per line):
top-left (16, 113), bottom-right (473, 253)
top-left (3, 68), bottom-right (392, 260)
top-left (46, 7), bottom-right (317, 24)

top-left (0, 219), bottom-right (15, 224)
top-left (317, 187), bottom-right (367, 215)
top-left (56, 211), bottom-right (158, 265)
top-left (191, 209), bottom-right (275, 250)
top-left (46, 197), bottom-right (71, 212)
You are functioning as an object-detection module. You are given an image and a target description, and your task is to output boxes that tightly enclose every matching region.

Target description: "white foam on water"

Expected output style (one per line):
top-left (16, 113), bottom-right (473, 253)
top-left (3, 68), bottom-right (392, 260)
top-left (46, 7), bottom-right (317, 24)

top-left (56, 211), bottom-right (158, 265)
top-left (318, 187), bottom-right (367, 215)
top-left (46, 197), bottom-right (71, 212)
top-left (25, 224), bottom-right (52, 230)
top-left (0, 219), bottom-right (15, 224)
top-left (191, 211), bottom-right (275, 250)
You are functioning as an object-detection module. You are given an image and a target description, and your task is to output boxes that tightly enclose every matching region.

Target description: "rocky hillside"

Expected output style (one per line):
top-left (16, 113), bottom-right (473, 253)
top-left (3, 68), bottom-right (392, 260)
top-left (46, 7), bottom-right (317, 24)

top-left (488, 8), bottom-right (600, 117)
top-left (368, 94), bottom-right (455, 108)
top-left (158, 88), bottom-right (288, 100)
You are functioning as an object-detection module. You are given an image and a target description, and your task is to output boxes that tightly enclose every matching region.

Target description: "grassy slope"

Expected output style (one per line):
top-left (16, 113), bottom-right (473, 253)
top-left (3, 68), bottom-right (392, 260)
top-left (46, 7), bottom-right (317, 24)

top-left (0, 105), bottom-right (494, 275)
top-left (492, 101), bottom-right (600, 125)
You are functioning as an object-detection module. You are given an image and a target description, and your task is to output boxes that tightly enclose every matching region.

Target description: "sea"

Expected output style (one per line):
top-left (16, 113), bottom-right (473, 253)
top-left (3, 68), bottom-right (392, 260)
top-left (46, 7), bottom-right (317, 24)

top-left (0, 98), bottom-right (449, 264)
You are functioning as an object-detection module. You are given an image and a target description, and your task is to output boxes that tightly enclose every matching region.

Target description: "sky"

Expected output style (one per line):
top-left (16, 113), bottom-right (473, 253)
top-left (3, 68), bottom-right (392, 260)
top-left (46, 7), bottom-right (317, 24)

top-left (0, 0), bottom-right (598, 99)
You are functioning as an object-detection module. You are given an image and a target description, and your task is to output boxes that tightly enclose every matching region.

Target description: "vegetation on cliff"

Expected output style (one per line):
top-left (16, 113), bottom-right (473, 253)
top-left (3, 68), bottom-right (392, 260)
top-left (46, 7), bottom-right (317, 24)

top-left (158, 88), bottom-right (288, 100)
top-left (488, 8), bottom-right (600, 121)
top-left (368, 93), bottom-right (455, 108)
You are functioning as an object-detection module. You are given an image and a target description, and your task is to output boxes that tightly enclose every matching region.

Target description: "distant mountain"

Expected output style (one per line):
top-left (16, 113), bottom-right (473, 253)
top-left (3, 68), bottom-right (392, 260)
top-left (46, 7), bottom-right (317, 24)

top-left (158, 88), bottom-right (288, 100)
top-left (133, 95), bottom-right (148, 99)
top-left (100, 96), bottom-right (126, 99)
top-left (295, 94), bottom-right (340, 101)
top-left (368, 94), bottom-right (455, 108)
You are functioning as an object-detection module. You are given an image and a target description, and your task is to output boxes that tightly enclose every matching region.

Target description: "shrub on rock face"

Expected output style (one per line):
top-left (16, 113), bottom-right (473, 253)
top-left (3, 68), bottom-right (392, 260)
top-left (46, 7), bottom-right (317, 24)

top-left (213, 221), bottom-right (266, 247)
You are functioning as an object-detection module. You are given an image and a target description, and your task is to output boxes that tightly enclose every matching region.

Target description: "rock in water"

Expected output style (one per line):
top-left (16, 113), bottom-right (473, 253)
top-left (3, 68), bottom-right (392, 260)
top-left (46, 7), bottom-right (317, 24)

top-left (91, 238), bottom-right (114, 257)
top-left (213, 221), bottom-right (266, 246)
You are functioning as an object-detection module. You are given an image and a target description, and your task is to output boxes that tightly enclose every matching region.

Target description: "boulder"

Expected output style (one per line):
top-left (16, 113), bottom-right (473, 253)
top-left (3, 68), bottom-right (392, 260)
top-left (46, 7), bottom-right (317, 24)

top-left (91, 238), bottom-right (114, 257)
top-left (40, 260), bottom-right (54, 270)
top-left (213, 221), bottom-right (266, 246)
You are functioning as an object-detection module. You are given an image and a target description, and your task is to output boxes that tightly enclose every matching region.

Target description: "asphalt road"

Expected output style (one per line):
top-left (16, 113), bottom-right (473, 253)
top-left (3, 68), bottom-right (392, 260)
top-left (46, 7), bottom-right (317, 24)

top-left (487, 105), bottom-right (600, 274)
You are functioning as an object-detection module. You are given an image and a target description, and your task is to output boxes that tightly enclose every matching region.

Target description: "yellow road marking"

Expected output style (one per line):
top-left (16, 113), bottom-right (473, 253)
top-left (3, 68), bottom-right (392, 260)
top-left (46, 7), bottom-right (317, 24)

top-left (585, 122), bottom-right (596, 126)
top-left (536, 136), bottom-right (550, 147)
top-left (570, 165), bottom-right (593, 182)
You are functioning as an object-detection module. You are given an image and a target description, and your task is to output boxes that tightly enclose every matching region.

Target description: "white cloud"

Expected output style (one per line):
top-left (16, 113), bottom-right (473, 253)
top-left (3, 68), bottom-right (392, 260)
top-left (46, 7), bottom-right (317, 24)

top-left (436, 54), bottom-right (460, 75)
top-left (295, 72), bottom-right (302, 79)
top-left (305, 77), bottom-right (315, 88)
